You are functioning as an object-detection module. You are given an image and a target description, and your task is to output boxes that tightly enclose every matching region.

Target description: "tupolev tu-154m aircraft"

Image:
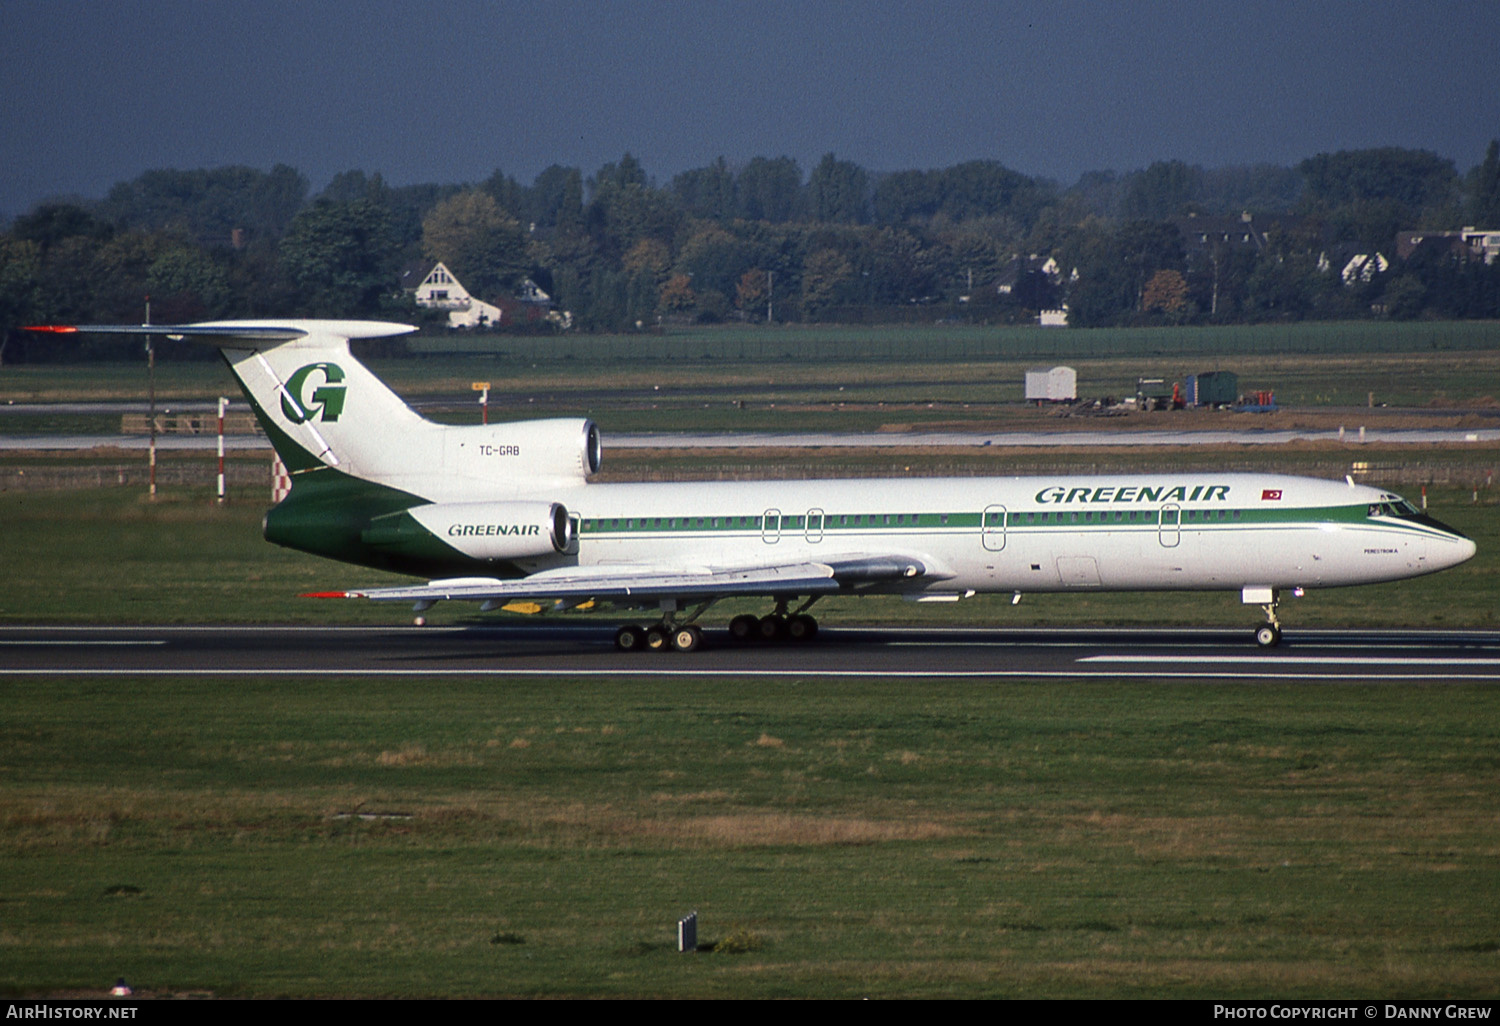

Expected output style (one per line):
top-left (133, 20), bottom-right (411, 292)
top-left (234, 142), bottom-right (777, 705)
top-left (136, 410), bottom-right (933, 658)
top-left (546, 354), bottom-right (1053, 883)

top-left (29, 320), bottom-right (1476, 652)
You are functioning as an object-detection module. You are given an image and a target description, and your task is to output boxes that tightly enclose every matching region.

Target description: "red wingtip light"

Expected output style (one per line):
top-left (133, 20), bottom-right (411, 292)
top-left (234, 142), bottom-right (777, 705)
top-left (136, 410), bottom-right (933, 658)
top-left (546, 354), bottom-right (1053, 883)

top-left (300, 591), bottom-right (352, 599)
top-left (22, 325), bottom-right (78, 333)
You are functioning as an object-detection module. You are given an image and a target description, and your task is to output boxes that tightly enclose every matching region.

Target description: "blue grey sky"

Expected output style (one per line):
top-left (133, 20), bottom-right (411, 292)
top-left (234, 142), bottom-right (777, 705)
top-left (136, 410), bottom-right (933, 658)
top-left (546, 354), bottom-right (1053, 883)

top-left (2, 0), bottom-right (1497, 219)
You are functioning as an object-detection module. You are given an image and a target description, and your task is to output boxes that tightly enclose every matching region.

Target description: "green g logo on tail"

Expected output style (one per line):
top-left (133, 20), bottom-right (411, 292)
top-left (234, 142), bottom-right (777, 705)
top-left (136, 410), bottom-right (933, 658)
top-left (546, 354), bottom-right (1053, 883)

top-left (282, 363), bottom-right (347, 423)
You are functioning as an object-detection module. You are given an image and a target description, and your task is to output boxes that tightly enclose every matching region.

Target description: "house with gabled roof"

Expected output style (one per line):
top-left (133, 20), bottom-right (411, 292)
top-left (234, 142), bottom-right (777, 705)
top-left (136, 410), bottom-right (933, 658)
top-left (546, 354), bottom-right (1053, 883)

top-left (1396, 228), bottom-right (1500, 265)
top-left (404, 261), bottom-right (505, 328)
top-left (402, 261), bottom-right (563, 328)
top-left (1172, 212), bottom-right (1269, 255)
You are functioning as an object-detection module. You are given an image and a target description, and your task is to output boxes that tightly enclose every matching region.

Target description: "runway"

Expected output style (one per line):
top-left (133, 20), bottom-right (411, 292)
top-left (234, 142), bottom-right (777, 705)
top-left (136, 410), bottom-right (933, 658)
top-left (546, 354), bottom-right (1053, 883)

top-left (3, 624), bottom-right (1498, 680)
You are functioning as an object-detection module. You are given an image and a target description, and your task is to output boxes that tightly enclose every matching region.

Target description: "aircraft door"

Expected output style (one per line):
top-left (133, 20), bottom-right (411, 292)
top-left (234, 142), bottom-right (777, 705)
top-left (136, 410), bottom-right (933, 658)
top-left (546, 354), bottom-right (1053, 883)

top-left (1158, 503), bottom-right (1181, 548)
top-left (982, 504), bottom-right (1007, 552)
top-left (762, 508), bottom-right (781, 544)
top-left (805, 508), bottom-right (825, 544)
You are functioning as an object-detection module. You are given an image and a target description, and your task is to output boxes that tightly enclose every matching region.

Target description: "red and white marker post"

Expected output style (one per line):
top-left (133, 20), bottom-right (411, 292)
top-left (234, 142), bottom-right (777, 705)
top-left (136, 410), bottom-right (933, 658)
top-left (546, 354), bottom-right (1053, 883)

top-left (217, 396), bottom-right (227, 503)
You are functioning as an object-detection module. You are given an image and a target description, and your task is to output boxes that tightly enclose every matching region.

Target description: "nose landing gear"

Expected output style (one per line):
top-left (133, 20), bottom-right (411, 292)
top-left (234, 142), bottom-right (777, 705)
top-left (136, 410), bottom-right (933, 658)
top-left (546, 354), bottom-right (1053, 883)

top-left (1254, 590), bottom-right (1282, 648)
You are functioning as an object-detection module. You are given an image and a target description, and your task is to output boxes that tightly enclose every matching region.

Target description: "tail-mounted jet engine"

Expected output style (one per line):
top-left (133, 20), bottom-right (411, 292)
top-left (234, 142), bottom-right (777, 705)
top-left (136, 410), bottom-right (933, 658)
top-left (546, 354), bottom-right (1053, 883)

top-left (443, 418), bottom-right (602, 489)
top-left (363, 500), bottom-right (575, 561)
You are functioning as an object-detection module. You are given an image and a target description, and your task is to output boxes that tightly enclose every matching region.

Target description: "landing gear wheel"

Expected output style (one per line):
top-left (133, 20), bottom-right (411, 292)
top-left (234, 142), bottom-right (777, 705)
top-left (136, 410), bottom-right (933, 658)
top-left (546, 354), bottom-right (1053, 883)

top-left (758, 614), bottom-right (788, 641)
top-left (671, 625), bottom-right (703, 653)
top-left (787, 613), bottom-right (819, 642)
top-left (645, 623), bottom-right (672, 652)
top-left (1255, 623), bottom-right (1282, 648)
top-left (614, 625), bottom-right (646, 652)
top-left (729, 614), bottom-right (759, 642)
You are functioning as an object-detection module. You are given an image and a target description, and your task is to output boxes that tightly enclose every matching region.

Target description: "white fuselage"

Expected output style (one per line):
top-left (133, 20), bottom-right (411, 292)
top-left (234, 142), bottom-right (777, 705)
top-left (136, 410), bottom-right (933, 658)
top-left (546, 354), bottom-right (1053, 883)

top-left (481, 472), bottom-right (1474, 596)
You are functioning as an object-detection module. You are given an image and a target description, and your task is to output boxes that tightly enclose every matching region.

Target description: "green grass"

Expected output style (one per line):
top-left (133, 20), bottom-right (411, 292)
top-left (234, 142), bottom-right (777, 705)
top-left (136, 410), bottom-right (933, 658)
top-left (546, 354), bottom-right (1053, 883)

top-left (5, 322), bottom-right (1500, 419)
top-left (408, 319), bottom-right (1500, 362)
top-left (3, 676), bottom-right (1498, 997)
top-left (1, 472), bottom-right (1497, 997)
top-left (0, 485), bottom-right (412, 625)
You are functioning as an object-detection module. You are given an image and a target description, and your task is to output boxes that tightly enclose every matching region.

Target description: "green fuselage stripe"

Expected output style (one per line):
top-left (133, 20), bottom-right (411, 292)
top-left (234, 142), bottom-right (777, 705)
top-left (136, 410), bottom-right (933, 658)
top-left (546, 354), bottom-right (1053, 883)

top-left (579, 504), bottom-right (1450, 539)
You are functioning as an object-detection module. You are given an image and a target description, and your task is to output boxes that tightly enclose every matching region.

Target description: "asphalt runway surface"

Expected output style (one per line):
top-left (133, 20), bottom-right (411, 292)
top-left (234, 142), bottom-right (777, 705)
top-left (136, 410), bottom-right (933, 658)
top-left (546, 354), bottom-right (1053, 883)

top-left (4, 624), bottom-right (1498, 680)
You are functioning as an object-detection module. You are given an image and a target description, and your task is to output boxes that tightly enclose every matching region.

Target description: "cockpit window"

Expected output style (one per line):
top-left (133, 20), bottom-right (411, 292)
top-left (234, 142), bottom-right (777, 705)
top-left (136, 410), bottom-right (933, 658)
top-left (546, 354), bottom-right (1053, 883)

top-left (1368, 498), bottom-right (1434, 520)
top-left (1365, 493), bottom-right (1470, 541)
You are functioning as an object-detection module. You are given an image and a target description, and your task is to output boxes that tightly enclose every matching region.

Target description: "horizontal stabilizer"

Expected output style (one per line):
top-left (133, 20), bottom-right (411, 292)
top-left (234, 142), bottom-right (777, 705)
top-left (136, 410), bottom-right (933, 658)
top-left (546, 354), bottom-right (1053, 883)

top-left (24, 320), bottom-right (416, 346)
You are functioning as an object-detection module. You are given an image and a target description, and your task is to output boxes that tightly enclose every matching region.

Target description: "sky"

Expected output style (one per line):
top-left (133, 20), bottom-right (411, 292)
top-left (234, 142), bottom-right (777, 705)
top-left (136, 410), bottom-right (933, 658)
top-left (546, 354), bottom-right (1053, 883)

top-left (2, 0), bottom-right (1498, 220)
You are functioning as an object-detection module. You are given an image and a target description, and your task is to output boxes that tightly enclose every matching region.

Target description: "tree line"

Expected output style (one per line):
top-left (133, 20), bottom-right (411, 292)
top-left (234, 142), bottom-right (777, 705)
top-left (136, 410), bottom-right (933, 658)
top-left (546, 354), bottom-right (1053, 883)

top-left (3, 143), bottom-right (1499, 361)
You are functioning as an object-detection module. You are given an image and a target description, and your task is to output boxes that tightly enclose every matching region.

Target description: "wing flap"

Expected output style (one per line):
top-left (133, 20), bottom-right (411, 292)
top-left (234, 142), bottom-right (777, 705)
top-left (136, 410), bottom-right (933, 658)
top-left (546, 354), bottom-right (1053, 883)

top-left (316, 553), bottom-right (940, 606)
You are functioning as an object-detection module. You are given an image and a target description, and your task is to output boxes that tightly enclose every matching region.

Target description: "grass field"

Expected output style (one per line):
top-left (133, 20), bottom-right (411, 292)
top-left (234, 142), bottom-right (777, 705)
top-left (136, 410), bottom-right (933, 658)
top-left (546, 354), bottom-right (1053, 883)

top-left (1, 484), bottom-right (1497, 997)
top-left (404, 319), bottom-right (1500, 362)
top-left (4, 674), bottom-right (1499, 998)
top-left (5, 321), bottom-right (1500, 423)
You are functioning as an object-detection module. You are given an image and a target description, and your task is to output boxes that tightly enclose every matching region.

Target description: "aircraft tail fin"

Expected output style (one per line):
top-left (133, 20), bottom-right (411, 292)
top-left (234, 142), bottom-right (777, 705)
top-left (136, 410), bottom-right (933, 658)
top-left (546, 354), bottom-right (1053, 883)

top-left (29, 319), bottom-right (598, 505)
top-left (28, 320), bottom-right (433, 487)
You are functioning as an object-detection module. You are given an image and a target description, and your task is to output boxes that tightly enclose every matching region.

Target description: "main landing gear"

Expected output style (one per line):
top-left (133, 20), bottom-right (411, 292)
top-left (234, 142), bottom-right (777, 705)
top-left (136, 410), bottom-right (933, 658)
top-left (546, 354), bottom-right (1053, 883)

top-left (613, 597), bottom-right (820, 653)
top-left (613, 597), bottom-right (714, 653)
top-left (728, 597), bottom-right (820, 646)
top-left (613, 622), bottom-right (704, 653)
top-left (728, 612), bottom-right (819, 644)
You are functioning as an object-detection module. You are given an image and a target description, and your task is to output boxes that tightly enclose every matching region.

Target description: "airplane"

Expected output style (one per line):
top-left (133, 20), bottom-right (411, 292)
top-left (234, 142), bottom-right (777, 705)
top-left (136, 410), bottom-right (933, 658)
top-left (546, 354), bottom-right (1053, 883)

top-left (27, 319), bottom-right (1476, 652)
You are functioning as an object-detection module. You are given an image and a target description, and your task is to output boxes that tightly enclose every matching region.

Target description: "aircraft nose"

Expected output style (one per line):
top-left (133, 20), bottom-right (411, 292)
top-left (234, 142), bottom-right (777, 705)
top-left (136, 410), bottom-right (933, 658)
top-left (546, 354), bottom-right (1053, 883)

top-left (1433, 533), bottom-right (1478, 571)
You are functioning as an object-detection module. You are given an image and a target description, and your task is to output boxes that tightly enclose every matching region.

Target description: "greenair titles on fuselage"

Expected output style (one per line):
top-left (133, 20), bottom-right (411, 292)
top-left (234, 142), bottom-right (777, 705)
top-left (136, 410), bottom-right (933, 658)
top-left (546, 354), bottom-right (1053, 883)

top-left (447, 523), bottom-right (543, 537)
top-left (1034, 484), bottom-right (1232, 505)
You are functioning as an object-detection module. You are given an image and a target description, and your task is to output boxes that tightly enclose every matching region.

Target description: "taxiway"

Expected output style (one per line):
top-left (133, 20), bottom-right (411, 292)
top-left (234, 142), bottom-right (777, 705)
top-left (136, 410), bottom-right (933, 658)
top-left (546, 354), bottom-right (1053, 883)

top-left (4, 426), bottom-right (1499, 451)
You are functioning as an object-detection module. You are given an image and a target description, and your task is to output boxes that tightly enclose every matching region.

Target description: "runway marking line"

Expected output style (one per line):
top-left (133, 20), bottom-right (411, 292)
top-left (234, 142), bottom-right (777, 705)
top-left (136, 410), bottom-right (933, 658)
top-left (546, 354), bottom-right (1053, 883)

top-left (2, 668), bottom-right (1498, 682)
top-left (0, 640), bottom-right (167, 646)
top-left (1080, 654), bottom-right (1500, 666)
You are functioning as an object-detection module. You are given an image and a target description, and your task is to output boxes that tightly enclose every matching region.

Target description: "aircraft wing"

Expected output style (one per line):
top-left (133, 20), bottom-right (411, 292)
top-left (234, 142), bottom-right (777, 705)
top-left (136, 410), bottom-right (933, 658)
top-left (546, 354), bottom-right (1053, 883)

top-left (312, 553), bottom-right (944, 607)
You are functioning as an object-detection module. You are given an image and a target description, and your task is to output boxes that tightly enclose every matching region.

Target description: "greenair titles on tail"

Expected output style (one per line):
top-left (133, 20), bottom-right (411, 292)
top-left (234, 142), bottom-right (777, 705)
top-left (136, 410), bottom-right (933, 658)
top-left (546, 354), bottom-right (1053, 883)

top-left (29, 320), bottom-right (1476, 652)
